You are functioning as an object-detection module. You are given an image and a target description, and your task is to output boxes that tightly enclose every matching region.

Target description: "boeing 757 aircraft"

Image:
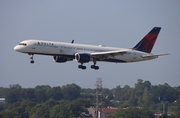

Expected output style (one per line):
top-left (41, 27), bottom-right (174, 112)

top-left (14, 27), bottom-right (168, 70)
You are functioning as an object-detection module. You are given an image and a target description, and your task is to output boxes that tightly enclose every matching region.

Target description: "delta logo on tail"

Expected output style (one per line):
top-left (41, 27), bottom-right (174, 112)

top-left (134, 27), bottom-right (161, 53)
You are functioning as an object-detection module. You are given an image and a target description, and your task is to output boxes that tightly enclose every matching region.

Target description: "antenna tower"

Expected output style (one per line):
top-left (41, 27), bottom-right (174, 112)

top-left (95, 78), bottom-right (102, 118)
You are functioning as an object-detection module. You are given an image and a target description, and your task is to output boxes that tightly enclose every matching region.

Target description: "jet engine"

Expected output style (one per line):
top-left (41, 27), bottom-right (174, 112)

top-left (53, 56), bottom-right (68, 63)
top-left (75, 53), bottom-right (91, 63)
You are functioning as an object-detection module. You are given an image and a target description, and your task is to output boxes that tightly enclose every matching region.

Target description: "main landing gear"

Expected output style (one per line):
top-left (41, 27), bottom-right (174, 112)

top-left (78, 64), bottom-right (86, 70)
top-left (91, 65), bottom-right (99, 70)
top-left (91, 61), bottom-right (99, 70)
top-left (78, 61), bottom-right (99, 70)
top-left (29, 54), bottom-right (34, 64)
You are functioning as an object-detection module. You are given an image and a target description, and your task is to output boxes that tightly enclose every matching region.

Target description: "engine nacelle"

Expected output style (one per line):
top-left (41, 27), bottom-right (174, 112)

top-left (75, 53), bottom-right (91, 63)
top-left (53, 56), bottom-right (67, 63)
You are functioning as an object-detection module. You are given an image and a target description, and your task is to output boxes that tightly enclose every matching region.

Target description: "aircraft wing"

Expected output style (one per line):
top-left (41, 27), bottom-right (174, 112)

top-left (90, 49), bottom-right (129, 60)
top-left (142, 53), bottom-right (169, 58)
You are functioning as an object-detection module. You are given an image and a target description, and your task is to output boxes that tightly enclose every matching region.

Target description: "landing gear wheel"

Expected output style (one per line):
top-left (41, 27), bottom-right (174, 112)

top-left (91, 61), bottom-right (99, 70)
top-left (94, 66), bottom-right (99, 70)
top-left (78, 64), bottom-right (86, 70)
top-left (91, 65), bottom-right (95, 69)
top-left (91, 65), bottom-right (99, 70)
top-left (29, 54), bottom-right (34, 64)
top-left (82, 66), bottom-right (86, 70)
top-left (78, 65), bottom-right (82, 68)
top-left (30, 60), bottom-right (34, 64)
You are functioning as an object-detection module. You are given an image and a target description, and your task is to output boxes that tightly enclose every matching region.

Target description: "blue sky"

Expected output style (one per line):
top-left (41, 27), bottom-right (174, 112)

top-left (0, 1), bottom-right (180, 88)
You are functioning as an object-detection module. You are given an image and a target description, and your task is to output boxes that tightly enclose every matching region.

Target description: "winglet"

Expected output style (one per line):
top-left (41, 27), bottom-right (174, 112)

top-left (133, 27), bottom-right (161, 53)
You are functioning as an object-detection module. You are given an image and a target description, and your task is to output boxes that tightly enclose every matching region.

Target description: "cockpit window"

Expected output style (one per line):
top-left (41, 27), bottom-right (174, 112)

top-left (19, 43), bottom-right (27, 46)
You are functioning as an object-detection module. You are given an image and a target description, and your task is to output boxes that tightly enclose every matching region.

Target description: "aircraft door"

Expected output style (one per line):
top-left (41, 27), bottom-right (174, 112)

top-left (60, 45), bottom-right (64, 53)
top-left (133, 52), bottom-right (137, 59)
top-left (32, 43), bottom-right (36, 50)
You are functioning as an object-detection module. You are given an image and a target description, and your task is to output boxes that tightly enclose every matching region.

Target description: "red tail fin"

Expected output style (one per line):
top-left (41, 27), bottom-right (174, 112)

top-left (133, 27), bottom-right (161, 53)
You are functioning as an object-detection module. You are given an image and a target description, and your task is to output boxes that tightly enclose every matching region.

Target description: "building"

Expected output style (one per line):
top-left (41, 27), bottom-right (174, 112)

top-left (0, 98), bottom-right (5, 103)
top-left (87, 107), bottom-right (118, 118)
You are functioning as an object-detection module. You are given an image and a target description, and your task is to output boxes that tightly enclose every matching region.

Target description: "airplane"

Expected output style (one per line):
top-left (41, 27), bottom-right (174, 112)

top-left (14, 27), bottom-right (168, 70)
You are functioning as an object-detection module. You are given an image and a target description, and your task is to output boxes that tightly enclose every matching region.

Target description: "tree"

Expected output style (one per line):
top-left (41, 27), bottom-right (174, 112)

top-left (108, 108), bottom-right (154, 118)
top-left (129, 89), bottom-right (138, 106)
top-left (151, 84), bottom-right (178, 103)
top-left (44, 99), bottom-right (58, 109)
top-left (30, 104), bottom-right (49, 118)
top-left (69, 100), bottom-right (86, 117)
top-left (80, 88), bottom-right (95, 101)
top-left (160, 114), bottom-right (169, 118)
top-left (5, 89), bottom-right (21, 103)
top-left (73, 98), bottom-right (93, 108)
top-left (9, 84), bottom-right (22, 89)
top-left (61, 83), bottom-right (81, 100)
top-left (49, 100), bottom-right (70, 118)
top-left (51, 86), bottom-right (63, 100)
top-left (34, 85), bottom-right (51, 103)
top-left (0, 81), bottom-right (180, 117)
top-left (142, 87), bottom-right (150, 107)
top-left (0, 100), bottom-right (36, 118)
top-left (115, 108), bottom-right (141, 118)
top-left (106, 93), bottom-right (114, 101)
top-left (143, 81), bottom-right (151, 89)
top-left (20, 88), bottom-right (35, 101)
top-left (112, 85), bottom-right (133, 103)
top-left (140, 109), bottom-right (154, 118)
top-left (113, 85), bottom-right (122, 101)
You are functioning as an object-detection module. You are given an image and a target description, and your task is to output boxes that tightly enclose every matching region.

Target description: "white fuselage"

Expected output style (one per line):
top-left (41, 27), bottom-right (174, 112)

top-left (14, 39), bottom-right (156, 63)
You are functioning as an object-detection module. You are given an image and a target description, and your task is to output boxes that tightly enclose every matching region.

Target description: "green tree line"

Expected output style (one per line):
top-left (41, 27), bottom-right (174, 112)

top-left (0, 79), bottom-right (180, 118)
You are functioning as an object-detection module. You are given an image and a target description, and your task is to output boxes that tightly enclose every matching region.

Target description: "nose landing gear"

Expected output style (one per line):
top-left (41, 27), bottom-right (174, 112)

top-left (29, 54), bottom-right (34, 64)
top-left (30, 60), bottom-right (34, 64)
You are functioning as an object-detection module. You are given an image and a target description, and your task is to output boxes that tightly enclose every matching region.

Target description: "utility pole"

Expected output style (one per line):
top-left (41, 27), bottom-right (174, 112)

top-left (158, 97), bottom-right (166, 115)
top-left (95, 78), bottom-right (102, 118)
top-left (163, 101), bottom-right (165, 114)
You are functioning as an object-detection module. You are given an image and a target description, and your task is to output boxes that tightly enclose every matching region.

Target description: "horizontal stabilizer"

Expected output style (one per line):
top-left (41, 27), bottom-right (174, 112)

top-left (142, 53), bottom-right (169, 58)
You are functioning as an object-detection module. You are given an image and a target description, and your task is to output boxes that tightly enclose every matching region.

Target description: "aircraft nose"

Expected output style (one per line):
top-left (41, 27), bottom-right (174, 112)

top-left (14, 45), bottom-right (20, 52)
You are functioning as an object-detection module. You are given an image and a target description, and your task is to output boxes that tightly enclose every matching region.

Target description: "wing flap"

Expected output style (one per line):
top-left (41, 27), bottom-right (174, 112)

top-left (91, 49), bottom-right (129, 59)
